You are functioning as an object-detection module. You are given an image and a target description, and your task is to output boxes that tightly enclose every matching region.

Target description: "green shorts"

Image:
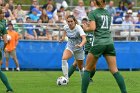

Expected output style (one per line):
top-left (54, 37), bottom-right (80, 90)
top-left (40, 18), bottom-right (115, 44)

top-left (89, 44), bottom-right (116, 58)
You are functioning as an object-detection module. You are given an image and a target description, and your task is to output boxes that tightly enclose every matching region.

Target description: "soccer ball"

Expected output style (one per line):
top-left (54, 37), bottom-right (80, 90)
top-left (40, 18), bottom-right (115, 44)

top-left (56, 76), bottom-right (68, 86)
top-left (7, 34), bottom-right (11, 41)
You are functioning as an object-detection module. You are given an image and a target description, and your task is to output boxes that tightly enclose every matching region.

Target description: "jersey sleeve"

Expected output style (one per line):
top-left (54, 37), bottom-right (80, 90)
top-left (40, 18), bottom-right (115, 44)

top-left (77, 25), bottom-right (86, 36)
top-left (88, 11), bottom-right (96, 21)
top-left (63, 25), bottom-right (67, 30)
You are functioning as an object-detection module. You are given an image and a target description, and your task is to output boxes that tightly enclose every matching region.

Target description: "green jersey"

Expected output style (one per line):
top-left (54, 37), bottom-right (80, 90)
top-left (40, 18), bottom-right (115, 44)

top-left (88, 8), bottom-right (113, 45)
top-left (85, 32), bottom-right (94, 53)
top-left (0, 19), bottom-right (7, 36)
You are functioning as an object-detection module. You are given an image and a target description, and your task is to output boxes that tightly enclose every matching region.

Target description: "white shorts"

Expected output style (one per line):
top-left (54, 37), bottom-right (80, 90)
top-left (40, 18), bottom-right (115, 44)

top-left (66, 47), bottom-right (85, 60)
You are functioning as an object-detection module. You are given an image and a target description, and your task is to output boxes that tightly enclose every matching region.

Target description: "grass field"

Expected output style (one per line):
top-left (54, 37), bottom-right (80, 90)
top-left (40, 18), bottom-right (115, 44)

top-left (0, 71), bottom-right (139, 93)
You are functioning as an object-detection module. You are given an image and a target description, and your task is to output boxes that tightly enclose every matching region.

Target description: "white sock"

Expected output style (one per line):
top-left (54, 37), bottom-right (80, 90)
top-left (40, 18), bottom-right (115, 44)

top-left (62, 60), bottom-right (68, 79)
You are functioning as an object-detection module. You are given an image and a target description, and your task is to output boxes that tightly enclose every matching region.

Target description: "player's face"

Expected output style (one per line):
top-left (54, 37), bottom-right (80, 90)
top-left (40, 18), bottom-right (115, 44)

top-left (67, 18), bottom-right (75, 29)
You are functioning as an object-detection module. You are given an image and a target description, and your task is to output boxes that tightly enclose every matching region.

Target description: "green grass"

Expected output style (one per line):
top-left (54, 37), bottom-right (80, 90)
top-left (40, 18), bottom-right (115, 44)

top-left (0, 71), bottom-right (139, 93)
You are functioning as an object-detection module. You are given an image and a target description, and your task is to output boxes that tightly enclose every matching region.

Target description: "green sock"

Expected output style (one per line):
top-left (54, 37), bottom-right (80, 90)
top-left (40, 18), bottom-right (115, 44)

top-left (68, 65), bottom-right (76, 78)
top-left (81, 70), bottom-right (90, 93)
top-left (113, 72), bottom-right (127, 93)
top-left (90, 70), bottom-right (96, 79)
top-left (0, 71), bottom-right (13, 91)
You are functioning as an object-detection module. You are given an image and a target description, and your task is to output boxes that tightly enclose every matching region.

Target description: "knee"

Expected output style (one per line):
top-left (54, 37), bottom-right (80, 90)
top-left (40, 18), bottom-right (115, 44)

top-left (110, 68), bottom-right (118, 74)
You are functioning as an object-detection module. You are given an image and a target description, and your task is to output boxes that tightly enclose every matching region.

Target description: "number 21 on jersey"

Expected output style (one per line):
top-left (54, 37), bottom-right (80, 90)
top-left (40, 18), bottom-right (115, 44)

top-left (101, 15), bottom-right (109, 29)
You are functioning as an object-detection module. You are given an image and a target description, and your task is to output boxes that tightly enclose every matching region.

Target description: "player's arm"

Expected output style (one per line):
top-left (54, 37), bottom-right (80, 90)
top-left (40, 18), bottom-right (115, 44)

top-left (82, 21), bottom-right (96, 31)
top-left (79, 35), bottom-right (87, 47)
top-left (76, 26), bottom-right (87, 48)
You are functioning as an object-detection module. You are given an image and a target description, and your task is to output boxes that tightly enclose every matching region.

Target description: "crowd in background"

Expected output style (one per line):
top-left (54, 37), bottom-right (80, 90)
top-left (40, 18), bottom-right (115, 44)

top-left (0, 0), bottom-right (140, 41)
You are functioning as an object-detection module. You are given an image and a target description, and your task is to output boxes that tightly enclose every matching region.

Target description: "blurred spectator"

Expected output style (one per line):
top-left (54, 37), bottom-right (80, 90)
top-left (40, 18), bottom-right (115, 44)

top-left (35, 19), bottom-right (48, 40)
top-left (113, 10), bottom-right (123, 24)
top-left (126, 9), bottom-right (135, 23)
top-left (0, 0), bottom-right (4, 6)
top-left (40, 9), bottom-right (49, 23)
top-left (116, 1), bottom-right (127, 17)
top-left (112, 10), bottom-right (123, 36)
top-left (8, 0), bottom-right (14, 12)
top-left (34, 5), bottom-right (42, 17)
top-left (13, 3), bottom-right (25, 20)
top-left (137, 10), bottom-right (140, 18)
top-left (14, 18), bottom-right (25, 39)
top-left (57, 6), bottom-right (66, 20)
top-left (54, 0), bottom-right (64, 10)
top-left (29, 0), bottom-right (38, 13)
top-left (5, 23), bottom-right (20, 71)
top-left (106, 1), bottom-right (116, 16)
top-left (122, 14), bottom-right (133, 32)
top-left (87, 0), bottom-right (96, 13)
top-left (42, 0), bottom-right (56, 13)
top-left (135, 10), bottom-right (140, 32)
top-left (46, 19), bottom-right (59, 40)
top-left (122, 0), bottom-right (134, 9)
top-left (29, 8), bottom-right (40, 22)
top-left (56, 11), bottom-right (66, 24)
top-left (3, 3), bottom-right (15, 21)
top-left (73, 0), bottom-right (87, 23)
top-left (24, 17), bottom-right (37, 40)
top-left (46, 4), bottom-right (56, 20)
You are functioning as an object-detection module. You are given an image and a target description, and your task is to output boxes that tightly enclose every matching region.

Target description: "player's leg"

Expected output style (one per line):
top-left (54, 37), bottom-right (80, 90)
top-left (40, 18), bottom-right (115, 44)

top-left (76, 60), bottom-right (84, 78)
top-left (82, 45), bottom-right (104, 93)
top-left (62, 49), bottom-right (73, 80)
top-left (104, 44), bottom-right (127, 93)
top-left (68, 60), bottom-right (77, 78)
top-left (11, 50), bottom-right (20, 71)
top-left (0, 50), bottom-right (13, 92)
top-left (89, 65), bottom-right (96, 82)
top-left (105, 56), bottom-right (127, 93)
top-left (82, 53), bottom-right (98, 93)
top-left (74, 50), bottom-right (84, 79)
top-left (85, 50), bottom-right (96, 82)
top-left (5, 51), bottom-right (10, 71)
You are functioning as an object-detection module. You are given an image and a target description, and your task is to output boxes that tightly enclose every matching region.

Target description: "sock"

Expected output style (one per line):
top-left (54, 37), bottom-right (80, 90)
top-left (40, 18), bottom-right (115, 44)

top-left (62, 60), bottom-right (68, 79)
top-left (113, 72), bottom-right (127, 93)
top-left (81, 70), bottom-right (90, 93)
top-left (68, 65), bottom-right (76, 78)
top-left (0, 71), bottom-right (13, 91)
top-left (90, 70), bottom-right (96, 79)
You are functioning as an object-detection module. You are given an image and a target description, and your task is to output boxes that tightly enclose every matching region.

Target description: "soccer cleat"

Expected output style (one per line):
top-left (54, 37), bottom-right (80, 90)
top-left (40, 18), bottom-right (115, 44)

top-left (6, 90), bottom-right (13, 93)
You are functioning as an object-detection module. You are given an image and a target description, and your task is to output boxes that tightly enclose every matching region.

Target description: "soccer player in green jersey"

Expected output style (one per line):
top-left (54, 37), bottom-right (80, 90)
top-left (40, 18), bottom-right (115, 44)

top-left (81, 0), bottom-right (127, 93)
top-left (0, 8), bottom-right (13, 93)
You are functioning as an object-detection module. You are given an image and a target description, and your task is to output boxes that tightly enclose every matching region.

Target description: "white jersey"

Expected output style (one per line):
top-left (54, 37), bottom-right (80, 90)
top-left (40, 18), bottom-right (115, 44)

top-left (63, 24), bottom-right (86, 51)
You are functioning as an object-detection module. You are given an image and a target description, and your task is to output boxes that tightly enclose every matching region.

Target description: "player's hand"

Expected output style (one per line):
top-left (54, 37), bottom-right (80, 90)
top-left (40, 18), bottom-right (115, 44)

top-left (75, 44), bottom-right (82, 48)
top-left (82, 23), bottom-right (88, 31)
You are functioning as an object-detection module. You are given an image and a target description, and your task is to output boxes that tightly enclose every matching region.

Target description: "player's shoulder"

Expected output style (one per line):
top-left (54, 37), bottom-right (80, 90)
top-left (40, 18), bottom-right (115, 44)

top-left (75, 24), bottom-right (82, 28)
top-left (63, 24), bottom-right (69, 30)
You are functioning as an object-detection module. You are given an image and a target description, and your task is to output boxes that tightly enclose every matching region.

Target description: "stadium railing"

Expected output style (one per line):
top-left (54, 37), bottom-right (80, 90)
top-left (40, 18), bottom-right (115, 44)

top-left (13, 23), bottom-right (140, 41)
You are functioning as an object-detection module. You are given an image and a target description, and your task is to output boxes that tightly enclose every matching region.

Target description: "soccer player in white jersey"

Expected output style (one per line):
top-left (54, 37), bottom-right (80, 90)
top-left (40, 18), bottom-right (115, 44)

top-left (60, 15), bottom-right (87, 81)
